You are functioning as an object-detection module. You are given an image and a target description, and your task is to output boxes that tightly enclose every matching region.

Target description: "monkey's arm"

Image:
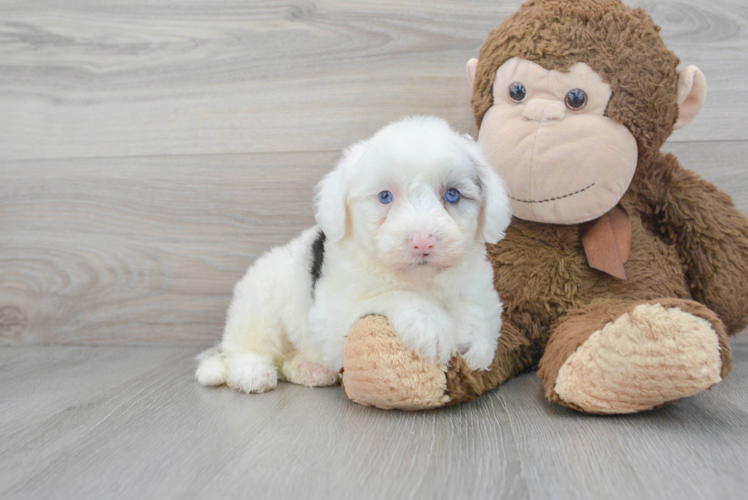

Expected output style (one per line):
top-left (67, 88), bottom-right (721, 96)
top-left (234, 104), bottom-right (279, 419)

top-left (342, 312), bottom-right (532, 409)
top-left (651, 153), bottom-right (748, 334)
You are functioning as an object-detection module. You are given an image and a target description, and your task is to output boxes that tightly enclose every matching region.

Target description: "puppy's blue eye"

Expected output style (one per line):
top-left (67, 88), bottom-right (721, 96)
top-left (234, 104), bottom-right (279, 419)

top-left (378, 191), bottom-right (393, 204)
top-left (445, 189), bottom-right (460, 204)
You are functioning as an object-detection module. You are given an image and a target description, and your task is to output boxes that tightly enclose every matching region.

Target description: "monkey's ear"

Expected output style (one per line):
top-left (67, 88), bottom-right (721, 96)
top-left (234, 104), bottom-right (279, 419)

top-left (674, 65), bottom-right (707, 130)
top-left (466, 58), bottom-right (478, 88)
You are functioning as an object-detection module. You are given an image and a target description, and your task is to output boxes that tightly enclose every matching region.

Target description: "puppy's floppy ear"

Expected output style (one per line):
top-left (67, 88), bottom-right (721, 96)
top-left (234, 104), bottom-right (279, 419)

top-left (314, 165), bottom-right (347, 242)
top-left (314, 142), bottom-right (364, 242)
top-left (475, 152), bottom-right (512, 244)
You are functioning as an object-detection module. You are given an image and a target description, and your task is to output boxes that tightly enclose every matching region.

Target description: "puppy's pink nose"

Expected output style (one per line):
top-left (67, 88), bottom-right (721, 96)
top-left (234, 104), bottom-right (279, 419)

top-left (410, 233), bottom-right (436, 258)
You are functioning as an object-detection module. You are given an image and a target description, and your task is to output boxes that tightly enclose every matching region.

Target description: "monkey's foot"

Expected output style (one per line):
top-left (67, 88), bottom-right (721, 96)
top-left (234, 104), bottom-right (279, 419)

top-left (553, 303), bottom-right (724, 414)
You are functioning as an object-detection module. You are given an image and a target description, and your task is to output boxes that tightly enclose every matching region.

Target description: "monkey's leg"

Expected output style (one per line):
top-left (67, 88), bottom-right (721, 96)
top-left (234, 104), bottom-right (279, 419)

top-left (538, 298), bottom-right (733, 414)
top-left (341, 314), bottom-right (531, 410)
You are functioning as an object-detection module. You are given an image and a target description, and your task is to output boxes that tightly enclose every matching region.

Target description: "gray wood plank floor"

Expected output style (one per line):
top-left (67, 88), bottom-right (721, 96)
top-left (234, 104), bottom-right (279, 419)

top-left (1, 339), bottom-right (746, 500)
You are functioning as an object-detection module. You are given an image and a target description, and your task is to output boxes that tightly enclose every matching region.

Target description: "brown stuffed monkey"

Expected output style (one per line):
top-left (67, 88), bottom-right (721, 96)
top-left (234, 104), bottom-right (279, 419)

top-left (340, 0), bottom-right (748, 413)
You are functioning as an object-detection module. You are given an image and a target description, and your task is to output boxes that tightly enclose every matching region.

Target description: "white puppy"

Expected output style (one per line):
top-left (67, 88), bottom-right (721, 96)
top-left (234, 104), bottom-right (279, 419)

top-left (196, 116), bottom-right (511, 394)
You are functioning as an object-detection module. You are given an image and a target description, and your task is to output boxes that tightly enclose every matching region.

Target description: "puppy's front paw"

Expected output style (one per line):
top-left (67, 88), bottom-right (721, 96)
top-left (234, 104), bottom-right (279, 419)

top-left (457, 317), bottom-right (500, 371)
top-left (225, 352), bottom-right (278, 393)
top-left (458, 341), bottom-right (496, 371)
top-left (391, 306), bottom-right (456, 365)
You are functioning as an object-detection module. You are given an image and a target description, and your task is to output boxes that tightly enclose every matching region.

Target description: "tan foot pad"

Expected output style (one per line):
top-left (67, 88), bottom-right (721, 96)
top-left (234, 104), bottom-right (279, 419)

top-left (555, 304), bottom-right (723, 414)
top-left (342, 315), bottom-right (450, 410)
top-left (282, 354), bottom-right (340, 387)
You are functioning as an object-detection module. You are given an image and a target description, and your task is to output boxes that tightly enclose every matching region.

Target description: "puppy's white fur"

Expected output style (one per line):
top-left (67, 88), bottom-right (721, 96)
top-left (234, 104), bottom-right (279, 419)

top-left (196, 116), bottom-right (511, 393)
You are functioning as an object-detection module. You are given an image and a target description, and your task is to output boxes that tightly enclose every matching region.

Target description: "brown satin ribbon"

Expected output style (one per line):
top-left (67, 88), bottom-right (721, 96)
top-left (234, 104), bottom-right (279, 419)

top-left (578, 205), bottom-right (632, 280)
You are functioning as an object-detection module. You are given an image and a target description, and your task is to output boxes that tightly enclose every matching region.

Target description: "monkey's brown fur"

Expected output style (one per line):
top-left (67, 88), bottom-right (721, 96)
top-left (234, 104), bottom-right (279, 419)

top-left (342, 0), bottom-right (748, 413)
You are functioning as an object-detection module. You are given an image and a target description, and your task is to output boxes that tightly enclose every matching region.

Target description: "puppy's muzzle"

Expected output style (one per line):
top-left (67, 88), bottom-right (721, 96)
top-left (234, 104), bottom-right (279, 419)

top-left (410, 232), bottom-right (437, 259)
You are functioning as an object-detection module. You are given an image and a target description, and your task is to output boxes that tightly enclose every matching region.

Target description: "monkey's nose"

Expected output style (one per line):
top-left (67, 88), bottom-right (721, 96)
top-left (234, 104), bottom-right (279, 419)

top-left (410, 233), bottom-right (436, 258)
top-left (522, 98), bottom-right (566, 122)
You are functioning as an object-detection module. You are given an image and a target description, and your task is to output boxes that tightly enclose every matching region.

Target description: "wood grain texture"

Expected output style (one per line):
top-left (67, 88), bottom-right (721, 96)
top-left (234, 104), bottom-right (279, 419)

top-left (0, 339), bottom-right (746, 500)
top-left (0, 346), bottom-right (528, 500)
top-left (499, 334), bottom-right (748, 500)
top-left (0, 152), bottom-right (334, 344)
top-left (0, 0), bottom-right (746, 162)
top-left (2, 141), bottom-right (747, 345)
top-left (2, 1), bottom-right (748, 498)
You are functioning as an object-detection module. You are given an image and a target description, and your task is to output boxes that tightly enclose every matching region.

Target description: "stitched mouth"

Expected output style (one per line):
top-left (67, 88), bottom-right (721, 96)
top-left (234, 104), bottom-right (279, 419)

top-left (509, 183), bottom-right (595, 204)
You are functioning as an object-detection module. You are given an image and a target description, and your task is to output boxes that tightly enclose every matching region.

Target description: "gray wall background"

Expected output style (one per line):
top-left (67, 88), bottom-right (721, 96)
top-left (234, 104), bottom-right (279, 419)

top-left (2, 0), bottom-right (747, 345)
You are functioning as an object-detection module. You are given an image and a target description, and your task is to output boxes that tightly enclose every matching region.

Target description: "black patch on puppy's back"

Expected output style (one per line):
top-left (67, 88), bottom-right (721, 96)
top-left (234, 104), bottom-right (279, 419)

top-left (310, 230), bottom-right (326, 298)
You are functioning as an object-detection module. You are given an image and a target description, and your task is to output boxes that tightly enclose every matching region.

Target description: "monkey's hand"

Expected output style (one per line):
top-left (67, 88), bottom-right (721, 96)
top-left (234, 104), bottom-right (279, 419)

top-left (341, 313), bottom-right (529, 410)
top-left (653, 153), bottom-right (748, 335)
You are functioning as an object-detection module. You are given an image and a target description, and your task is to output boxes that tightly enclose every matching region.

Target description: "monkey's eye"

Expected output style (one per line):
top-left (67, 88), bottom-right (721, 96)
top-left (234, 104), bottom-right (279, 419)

top-left (445, 189), bottom-right (461, 204)
top-left (509, 82), bottom-right (527, 103)
top-left (378, 191), bottom-right (393, 204)
top-left (565, 89), bottom-right (588, 110)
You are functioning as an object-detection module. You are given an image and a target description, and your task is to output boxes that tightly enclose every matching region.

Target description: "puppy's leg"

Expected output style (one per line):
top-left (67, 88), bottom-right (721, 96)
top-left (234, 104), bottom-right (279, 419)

top-left (219, 317), bottom-right (286, 394)
top-left (224, 352), bottom-right (278, 393)
top-left (448, 259), bottom-right (503, 370)
top-left (198, 343), bottom-right (281, 394)
top-left (453, 303), bottom-right (501, 371)
top-left (195, 347), bottom-right (227, 386)
top-left (195, 307), bottom-right (284, 394)
top-left (281, 351), bottom-right (340, 387)
top-left (196, 228), bottom-right (323, 393)
top-left (204, 260), bottom-right (289, 394)
top-left (364, 292), bottom-right (458, 365)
